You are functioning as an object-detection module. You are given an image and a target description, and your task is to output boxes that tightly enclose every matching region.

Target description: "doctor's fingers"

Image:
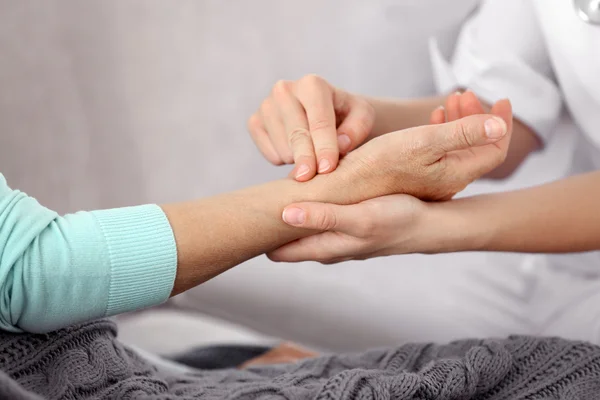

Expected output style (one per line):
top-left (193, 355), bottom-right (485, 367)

top-left (293, 75), bottom-right (339, 175)
top-left (433, 90), bottom-right (487, 124)
top-left (267, 231), bottom-right (364, 264)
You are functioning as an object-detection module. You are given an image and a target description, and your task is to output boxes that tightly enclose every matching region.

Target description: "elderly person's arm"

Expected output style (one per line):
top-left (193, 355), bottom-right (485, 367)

top-left (0, 104), bottom-right (510, 333)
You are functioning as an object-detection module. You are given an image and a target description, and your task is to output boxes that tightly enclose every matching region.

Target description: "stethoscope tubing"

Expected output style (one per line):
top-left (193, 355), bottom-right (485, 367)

top-left (574, 0), bottom-right (600, 24)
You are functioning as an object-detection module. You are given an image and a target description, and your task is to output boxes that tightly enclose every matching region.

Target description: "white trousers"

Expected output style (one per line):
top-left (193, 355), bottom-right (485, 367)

top-left (172, 252), bottom-right (600, 352)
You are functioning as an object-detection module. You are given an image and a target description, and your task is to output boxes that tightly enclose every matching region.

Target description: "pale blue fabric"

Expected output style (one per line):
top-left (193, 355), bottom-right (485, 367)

top-left (0, 173), bottom-right (177, 333)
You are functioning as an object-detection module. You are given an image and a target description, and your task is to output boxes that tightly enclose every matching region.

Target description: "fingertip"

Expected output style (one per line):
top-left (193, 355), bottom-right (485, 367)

top-left (492, 98), bottom-right (512, 114)
top-left (337, 134), bottom-right (352, 154)
top-left (460, 90), bottom-right (486, 115)
top-left (446, 92), bottom-right (461, 121)
top-left (266, 251), bottom-right (282, 262)
top-left (282, 206), bottom-right (306, 226)
top-left (484, 116), bottom-right (508, 139)
top-left (318, 156), bottom-right (338, 174)
top-left (491, 99), bottom-right (513, 127)
top-left (293, 163), bottom-right (316, 181)
top-left (270, 155), bottom-right (286, 166)
top-left (430, 106), bottom-right (446, 124)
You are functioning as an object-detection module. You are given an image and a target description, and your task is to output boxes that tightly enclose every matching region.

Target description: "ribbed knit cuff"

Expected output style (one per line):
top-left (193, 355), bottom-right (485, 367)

top-left (91, 204), bottom-right (177, 316)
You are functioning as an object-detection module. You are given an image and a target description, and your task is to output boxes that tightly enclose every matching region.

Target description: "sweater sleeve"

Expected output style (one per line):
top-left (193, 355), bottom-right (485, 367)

top-left (0, 174), bottom-right (177, 333)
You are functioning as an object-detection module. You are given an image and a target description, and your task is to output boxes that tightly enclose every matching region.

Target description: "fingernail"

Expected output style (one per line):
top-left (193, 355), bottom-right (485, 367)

top-left (282, 207), bottom-right (305, 225)
top-left (454, 91), bottom-right (462, 96)
top-left (295, 164), bottom-right (310, 179)
top-left (436, 105), bottom-right (445, 111)
top-left (318, 159), bottom-right (331, 173)
top-left (484, 117), bottom-right (507, 139)
top-left (337, 134), bottom-right (351, 153)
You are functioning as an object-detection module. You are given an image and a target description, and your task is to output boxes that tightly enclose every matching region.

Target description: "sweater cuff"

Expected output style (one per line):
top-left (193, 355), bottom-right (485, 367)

top-left (91, 204), bottom-right (177, 316)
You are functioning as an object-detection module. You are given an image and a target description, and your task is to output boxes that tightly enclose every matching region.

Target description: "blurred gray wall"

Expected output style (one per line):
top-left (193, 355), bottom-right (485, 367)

top-left (0, 0), bottom-right (477, 213)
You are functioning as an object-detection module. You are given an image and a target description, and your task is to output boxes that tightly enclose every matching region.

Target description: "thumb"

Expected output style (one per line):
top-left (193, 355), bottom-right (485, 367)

top-left (282, 202), bottom-right (360, 235)
top-left (489, 98), bottom-right (513, 152)
top-left (429, 113), bottom-right (508, 157)
top-left (335, 96), bottom-right (375, 154)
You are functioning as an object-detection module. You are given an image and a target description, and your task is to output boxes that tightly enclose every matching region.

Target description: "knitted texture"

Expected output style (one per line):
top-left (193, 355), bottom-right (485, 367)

top-left (1, 320), bottom-right (600, 399)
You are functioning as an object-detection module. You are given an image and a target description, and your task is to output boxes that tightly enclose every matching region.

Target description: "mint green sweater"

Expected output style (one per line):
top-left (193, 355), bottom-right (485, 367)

top-left (0, 174), bottom-right (178, 333)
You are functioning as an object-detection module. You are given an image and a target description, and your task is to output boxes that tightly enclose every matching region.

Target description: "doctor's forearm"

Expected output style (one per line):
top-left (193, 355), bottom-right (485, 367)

top-left (365, 95), bottom-right (446, 139)
top-left (431, 171), bottom-right (600, 253)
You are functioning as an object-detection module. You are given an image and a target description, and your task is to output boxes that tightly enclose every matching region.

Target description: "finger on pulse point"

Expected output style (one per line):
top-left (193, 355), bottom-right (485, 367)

top-left (279, 94), bottom-right (317, 181)
top-left (296, 80), bottom-right (339, 174)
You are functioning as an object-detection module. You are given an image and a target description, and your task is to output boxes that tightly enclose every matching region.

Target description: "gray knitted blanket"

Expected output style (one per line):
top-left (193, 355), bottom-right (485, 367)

top-left (1, 319), bottom-right (600, 399)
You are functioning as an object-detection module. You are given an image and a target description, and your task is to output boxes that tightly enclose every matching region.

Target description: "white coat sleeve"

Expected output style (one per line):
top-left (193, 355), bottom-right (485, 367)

top-left (429, 0), bottom-right (562, 143)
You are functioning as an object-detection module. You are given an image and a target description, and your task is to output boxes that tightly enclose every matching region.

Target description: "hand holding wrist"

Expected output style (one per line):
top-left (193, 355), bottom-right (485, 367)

top-left (271, 194), bottom-right (430, 263)
top-left (270, 193), bottom-right (488, 264)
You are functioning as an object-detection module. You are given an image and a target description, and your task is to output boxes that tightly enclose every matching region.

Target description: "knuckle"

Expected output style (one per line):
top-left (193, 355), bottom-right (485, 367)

top-left (313, 208), bottom-right (337, 231)
top-left (315, 145), bottom-right (338, 159)
top-left (309, 117), bottom-right (334, 134)
top-left (359, 205), bottom-right (381, 237)
top-left (355, 113), bottom-right (373, 136)
top-left (272, 80), bottom-right (292, 98)
top-left (288, 128), bottom-right (311, 147)
top-left (364, 100), bottom-right (376, 121)
top-left (405, 134), bottom-right (430, 157)
top-left (357, 98), bottom-right (375, 116)
top-left (452, 122), bottom-right (473, 147)
top-left (260, 99), bottom-right (274, 116)
top-left (247, 113), bottom-right (261, 132)
top-left (359, 217), bottom-right (377, 238)
top-left (300, 73), bottom-right (325, 87)
top-left (349, 103), bottom-right (375, 136)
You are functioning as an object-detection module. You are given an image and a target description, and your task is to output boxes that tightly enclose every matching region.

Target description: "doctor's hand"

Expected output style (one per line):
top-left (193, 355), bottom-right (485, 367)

top-left (248, 74), bottom-right (375, 181)
top-left (430, 90), bottom-right (487, 125)
top-left (268, 194), bottom-right (431, 263)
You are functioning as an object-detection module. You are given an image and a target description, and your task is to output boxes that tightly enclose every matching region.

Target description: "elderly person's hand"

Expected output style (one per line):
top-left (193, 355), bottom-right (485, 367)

top-left (309, 98), bottom-right (512, 208)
